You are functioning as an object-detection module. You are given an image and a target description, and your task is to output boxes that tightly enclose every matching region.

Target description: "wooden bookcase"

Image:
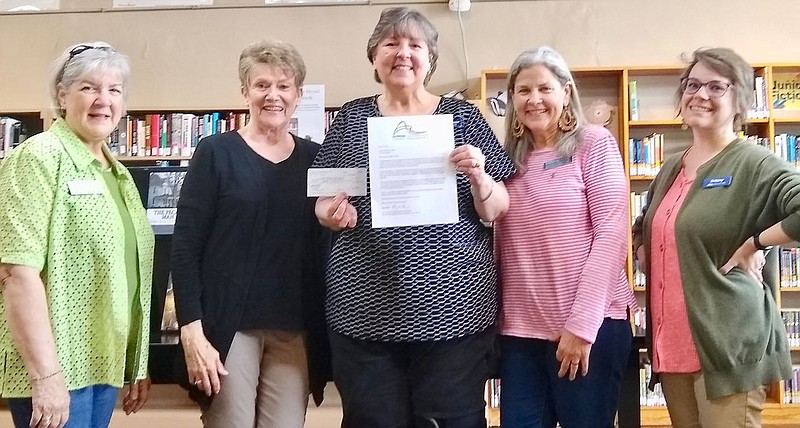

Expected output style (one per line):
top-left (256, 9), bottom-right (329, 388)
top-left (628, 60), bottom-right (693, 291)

top-left (480, 64), bottom-right (800, 426)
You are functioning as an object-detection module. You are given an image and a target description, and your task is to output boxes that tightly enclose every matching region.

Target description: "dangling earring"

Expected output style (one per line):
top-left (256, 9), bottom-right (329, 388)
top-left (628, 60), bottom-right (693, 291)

top-left (557, 106), bottom-right (577, 132)
top-left (512, 113), bottom-right (525, 138)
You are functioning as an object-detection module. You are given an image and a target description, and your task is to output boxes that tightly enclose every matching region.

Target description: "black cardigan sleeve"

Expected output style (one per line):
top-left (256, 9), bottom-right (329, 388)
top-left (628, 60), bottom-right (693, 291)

top-left (171, 139), bottom-right (219, 326)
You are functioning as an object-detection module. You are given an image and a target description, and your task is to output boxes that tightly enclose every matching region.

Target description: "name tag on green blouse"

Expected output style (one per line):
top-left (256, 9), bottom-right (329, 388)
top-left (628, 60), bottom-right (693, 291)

top-left (67, 180), bottom-right (104, 195)
top-left (701, 176), bottom-right (732, 189)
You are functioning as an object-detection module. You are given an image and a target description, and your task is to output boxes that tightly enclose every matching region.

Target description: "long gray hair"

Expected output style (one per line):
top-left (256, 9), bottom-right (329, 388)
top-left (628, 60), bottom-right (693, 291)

top-left (504, 46), bottom-right (585, 172)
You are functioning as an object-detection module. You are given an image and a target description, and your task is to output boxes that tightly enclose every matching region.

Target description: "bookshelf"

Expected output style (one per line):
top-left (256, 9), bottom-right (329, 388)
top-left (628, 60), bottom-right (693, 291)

top-left (481, 63), bottom-right (800, 426)
top-left (0, 111), bottom-right (47, 160)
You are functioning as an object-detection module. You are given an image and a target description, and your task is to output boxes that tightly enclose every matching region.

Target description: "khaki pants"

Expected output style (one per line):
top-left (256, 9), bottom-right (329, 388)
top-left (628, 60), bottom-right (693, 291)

top-left (202, 330), bottom-right (309, 428)
top-left (660, 372), bottom-right (766, 428)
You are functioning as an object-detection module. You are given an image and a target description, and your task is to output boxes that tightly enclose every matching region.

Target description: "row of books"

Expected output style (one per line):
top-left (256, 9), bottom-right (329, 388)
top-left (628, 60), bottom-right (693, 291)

top-left (779, 248), bottom-right (800, 288)
top-left (0, 117), bottom-right (27, 159)
top-left (783, 366), bottom-right (800, 404)
top-left (106, 112), bottom-right (250, 157)
top-left (628, 134), bottom-right (664, 177)
top-left (640, 363), bottom-right (666, 407)
top-left (781, 309), bottom-right (800, 347)
top-left (773, 134), bottom-right (800, 165)
top-left (628, 75), bottom-right (770, 122)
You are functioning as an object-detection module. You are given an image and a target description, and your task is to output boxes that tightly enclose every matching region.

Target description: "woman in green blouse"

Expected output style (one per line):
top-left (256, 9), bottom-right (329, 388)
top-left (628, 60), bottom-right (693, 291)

top-left (0, 41), bottom-right (154, 428)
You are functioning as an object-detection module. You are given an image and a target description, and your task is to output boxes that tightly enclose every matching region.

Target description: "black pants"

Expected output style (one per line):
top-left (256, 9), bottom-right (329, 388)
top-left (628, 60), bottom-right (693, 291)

top-left (329, 327), bottom-right (496, 428)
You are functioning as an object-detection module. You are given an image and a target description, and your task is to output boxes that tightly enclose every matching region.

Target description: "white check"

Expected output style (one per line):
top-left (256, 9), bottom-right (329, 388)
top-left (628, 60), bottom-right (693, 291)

top-left (307, 168), bottom-right (368, 197)
top-left (367, 114), bottom-right (458, 228)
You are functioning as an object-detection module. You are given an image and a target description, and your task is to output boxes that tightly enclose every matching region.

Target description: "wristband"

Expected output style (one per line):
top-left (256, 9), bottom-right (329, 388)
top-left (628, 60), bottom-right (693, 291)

top-left (753, 232), bottom-right (772, 251)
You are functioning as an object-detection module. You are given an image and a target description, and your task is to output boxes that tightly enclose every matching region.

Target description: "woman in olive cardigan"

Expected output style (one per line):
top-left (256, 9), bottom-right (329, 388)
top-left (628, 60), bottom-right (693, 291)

top-left (633, 47), bottom-right (800, 427)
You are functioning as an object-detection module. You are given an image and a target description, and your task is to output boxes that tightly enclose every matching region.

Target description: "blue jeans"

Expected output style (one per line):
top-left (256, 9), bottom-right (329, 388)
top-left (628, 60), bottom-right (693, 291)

top-left (7, 384), bottom-right (118, 428)
top-left (499, 318), bottom-right (632, 428)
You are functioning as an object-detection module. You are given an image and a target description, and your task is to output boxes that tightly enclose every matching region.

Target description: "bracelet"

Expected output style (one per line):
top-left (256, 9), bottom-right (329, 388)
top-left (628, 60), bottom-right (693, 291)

top-left (478, 180), bottom-right (495, 203)
top-left (30, 369), bottom-right (61, 382)
top-left (753, 232), bottom-right (771, 251)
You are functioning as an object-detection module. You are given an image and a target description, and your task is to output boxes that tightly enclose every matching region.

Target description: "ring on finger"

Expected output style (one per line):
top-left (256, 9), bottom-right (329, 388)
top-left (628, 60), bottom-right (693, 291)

top-left (43, 416), bottom-right (52, 425)
top-left (193, 380), bottom-right (202, 385)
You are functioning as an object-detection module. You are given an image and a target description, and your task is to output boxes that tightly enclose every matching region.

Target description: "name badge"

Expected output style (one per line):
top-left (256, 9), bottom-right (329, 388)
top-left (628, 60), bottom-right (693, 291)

top-left (543, 157), bottom-right (572, 170)
top-left (67, 180), bottom-right (104, 195)
top-left (701, 176), bottom-right (732, 189)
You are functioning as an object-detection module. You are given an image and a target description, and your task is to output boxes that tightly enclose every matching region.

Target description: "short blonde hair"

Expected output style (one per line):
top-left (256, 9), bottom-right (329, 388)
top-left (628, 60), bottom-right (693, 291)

top-left (238, 40), bottom-right (306, 89)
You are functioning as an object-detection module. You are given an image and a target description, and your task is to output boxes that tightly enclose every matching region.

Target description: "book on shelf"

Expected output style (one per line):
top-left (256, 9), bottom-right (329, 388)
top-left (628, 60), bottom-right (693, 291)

top-left (749, 75), bottom-right (770, 119)
top-left (485, 378), bottom-right (500, 409)
top-left (773, 134), bottom-right (800, 167)
top-left (640, 362), bottom-right (666, 407)
top-left (784, 365), bottom-right (800, 404)
top-left (161, 273), bottom-right (179, 332)
top-left (629, 134), bottom-right (663, 177)
top-left (633, 308), bottom-right (646, 336)
top-left (0, 117), bottom-right (25, 159)
top-left (780, 309), bottom-right (800, 347)
top-left (629, 81), bottom-right (639, 122)
top-left (772, 72), bottom-right (800, 111)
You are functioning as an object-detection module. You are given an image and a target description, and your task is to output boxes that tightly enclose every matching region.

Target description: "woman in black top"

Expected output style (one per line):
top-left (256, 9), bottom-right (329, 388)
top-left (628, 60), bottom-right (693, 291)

top-left (171, 40), bottom-right (330, 428)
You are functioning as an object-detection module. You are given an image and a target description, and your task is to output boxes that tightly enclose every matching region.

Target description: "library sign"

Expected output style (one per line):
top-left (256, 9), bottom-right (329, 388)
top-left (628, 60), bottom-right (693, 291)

top-left (773, 72), bottom-right (800, 109)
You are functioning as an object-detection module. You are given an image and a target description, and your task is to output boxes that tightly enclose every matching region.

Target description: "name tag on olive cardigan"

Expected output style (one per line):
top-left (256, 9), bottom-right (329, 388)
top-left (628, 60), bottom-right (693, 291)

top-left (702, 176), bottom-right (732, 188)
top-left (543, 157), bottom-right (573, 170)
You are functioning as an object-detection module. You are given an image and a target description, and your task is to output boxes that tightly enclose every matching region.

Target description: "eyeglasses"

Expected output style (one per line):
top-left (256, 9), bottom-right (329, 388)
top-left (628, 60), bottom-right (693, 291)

top-left (67, 44), bottom-right (113, 63)
top-left (681, 78), bottom-right (732, 98)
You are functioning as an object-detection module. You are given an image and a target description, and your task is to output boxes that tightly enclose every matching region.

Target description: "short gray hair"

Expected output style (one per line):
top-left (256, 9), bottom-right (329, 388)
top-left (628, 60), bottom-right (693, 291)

top-left (238, 40), bottom-right (306, 89)
top-left (675, 47), bottom-right (754, 132)
top-left (504, 46), bottom-right (586, 171)
top-left (366, 7), bottom-right (439, 85)
top-left (49, 41), bottom-right (130, 119)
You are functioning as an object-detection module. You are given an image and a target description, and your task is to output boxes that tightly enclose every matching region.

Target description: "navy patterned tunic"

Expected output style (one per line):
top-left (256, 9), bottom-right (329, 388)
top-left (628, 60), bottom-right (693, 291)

top-left (312, 95), bottom-right (515, 342)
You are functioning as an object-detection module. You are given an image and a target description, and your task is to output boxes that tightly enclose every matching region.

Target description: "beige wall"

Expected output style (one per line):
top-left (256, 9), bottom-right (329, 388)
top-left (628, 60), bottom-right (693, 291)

top-left (1, 0), bottom-right (799, 112)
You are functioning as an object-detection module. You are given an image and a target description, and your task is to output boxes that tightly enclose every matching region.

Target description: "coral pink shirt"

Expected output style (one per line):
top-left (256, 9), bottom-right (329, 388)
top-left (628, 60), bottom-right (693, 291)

top-left (650, 168), bottom-right (702, 373)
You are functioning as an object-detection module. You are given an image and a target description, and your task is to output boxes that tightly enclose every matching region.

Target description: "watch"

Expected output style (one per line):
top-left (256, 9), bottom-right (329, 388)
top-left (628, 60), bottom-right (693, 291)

top-left (753, 232), bottom-right (772, 251)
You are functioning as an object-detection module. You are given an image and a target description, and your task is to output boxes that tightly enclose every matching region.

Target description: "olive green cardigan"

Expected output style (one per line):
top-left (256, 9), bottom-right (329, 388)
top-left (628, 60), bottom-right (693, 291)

top-left (633, 139), bottom-right (800, 399)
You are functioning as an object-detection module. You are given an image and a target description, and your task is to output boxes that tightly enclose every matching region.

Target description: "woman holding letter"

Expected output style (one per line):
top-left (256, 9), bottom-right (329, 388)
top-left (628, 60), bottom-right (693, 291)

top-left (312, 6), bottom-right (514, 427)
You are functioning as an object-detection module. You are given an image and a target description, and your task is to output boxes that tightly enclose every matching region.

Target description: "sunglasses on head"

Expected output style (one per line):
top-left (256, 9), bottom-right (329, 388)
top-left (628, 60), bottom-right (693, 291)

top-left (67, 44), bottom-right (113, 63)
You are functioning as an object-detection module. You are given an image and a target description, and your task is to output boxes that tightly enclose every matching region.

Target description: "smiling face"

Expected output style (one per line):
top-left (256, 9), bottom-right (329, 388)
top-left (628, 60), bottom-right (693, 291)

top-left (243, 63), bottom-right (301, 131)
top-left (372, 28), bottom-right (431, 91)
top-left (511, 64), bottom-right (571, 144)
top-left (680, 62), bottom-right (737, 133)
top-left (58, 68), bottom-right (124, 145)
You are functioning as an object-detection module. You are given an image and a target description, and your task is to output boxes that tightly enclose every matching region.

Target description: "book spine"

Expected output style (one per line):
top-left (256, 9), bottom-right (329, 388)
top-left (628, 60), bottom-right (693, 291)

top-left (629, 80), bottom-right (639, 121)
